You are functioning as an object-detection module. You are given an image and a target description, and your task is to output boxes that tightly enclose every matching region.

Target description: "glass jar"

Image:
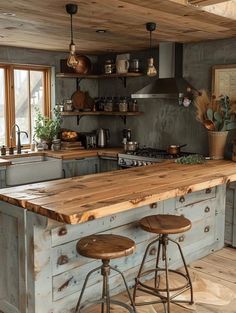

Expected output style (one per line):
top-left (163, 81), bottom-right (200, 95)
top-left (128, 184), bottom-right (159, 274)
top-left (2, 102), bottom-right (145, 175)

top-left (104, 97), bottom-right (113, 112)
top-left (119, 97), bottom-right (128, 112)
top-left (104, 59), bottom-right (115, 74)
top-left (128, 99), bottom-right (138, 112)
top-left (51, 139), bottom-right (61, 151)
top-left (1, 145), bottom-right (6, 156)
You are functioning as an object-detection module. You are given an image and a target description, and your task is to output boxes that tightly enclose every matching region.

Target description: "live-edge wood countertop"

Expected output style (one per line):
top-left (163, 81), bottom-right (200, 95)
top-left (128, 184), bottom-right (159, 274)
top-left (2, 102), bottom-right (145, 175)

top-left (0, 160), bottom-right (236, 224)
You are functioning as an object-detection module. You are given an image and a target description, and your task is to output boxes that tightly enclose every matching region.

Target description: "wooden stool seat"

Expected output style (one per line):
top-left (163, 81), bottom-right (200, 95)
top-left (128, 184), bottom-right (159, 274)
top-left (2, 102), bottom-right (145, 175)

top-left (77, 234), bottom-right (135, 260)
top-left (139, 214), bottom-right (192, 235)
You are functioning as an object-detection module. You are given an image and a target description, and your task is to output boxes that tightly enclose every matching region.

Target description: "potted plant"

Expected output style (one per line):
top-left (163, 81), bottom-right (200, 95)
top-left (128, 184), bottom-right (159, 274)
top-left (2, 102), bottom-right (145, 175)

top-left (34, 108), bottom-right (61, 149)
top-left (195, 90), bottom-right (236, 159)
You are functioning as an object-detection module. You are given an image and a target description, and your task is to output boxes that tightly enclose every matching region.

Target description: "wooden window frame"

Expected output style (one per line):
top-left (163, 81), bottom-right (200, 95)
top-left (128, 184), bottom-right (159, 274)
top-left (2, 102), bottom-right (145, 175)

top-left (0, 63), bottom-right (51, 147)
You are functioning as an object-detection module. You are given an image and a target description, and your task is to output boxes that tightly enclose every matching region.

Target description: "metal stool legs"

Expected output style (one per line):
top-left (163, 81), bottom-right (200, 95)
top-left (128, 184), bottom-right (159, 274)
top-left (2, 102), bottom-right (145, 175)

top-left (75, 260), bottom-right (137, 313)
top-left (133, 234), bottom-right (194, 312)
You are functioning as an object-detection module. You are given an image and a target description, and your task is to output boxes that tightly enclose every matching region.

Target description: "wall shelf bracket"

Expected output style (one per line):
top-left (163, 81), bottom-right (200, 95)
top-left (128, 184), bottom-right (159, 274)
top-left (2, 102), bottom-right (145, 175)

top-left (118, 77), bottom-right (127, 88)
top-left (76, 115), bottom-right (84, 125)
top-left (119, 115), bottom-right (127, 125)
top-left (76, 78), bottom-right (84, 90)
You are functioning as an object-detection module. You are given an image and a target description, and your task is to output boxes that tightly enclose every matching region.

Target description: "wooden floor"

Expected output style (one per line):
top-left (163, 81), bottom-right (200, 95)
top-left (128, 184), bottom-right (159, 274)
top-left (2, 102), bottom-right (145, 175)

top-left (85, 247), bottom-right (236, 313)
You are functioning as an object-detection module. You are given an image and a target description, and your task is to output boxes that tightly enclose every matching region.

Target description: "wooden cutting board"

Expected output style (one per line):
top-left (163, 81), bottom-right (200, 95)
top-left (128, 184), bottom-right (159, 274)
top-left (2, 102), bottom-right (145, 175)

top-left (71, 90), bottom-right (86, 110)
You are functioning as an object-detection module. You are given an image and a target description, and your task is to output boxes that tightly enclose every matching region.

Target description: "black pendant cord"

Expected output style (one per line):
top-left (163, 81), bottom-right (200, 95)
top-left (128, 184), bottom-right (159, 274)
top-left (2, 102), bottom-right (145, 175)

top-left (149, 31), bottom-right (152, 57)
top-left (70, 13), bottom-right (74, 45)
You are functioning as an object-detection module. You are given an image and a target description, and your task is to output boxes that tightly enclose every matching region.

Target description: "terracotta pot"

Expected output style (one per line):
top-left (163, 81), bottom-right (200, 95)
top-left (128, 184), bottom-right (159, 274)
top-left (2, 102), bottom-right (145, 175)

top-left (208, 131), bottom-right (228, 160)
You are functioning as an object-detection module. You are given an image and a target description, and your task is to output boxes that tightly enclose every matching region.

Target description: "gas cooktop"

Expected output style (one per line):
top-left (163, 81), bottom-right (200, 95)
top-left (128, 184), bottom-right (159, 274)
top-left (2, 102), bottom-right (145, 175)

top-left (118, 147), bottom-right (192, 168)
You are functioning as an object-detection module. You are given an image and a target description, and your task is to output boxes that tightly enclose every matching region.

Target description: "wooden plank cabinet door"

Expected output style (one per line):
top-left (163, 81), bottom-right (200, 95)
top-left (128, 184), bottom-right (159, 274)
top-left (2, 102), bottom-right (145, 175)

top-left (0, 202), bottom-right (27, 313)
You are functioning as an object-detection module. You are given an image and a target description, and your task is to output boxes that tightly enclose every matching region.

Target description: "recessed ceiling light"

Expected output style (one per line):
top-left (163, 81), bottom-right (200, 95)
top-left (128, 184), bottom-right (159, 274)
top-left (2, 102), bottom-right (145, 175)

top-left (2, 12), bottom-right (16, 17)
top-left (96, 29), bottom-right (107, 33)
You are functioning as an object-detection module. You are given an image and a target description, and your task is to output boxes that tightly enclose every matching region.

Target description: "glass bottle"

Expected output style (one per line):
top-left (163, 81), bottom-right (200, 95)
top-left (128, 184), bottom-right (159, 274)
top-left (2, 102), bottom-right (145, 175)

top-left (119, 97), bottom-right (128, 112)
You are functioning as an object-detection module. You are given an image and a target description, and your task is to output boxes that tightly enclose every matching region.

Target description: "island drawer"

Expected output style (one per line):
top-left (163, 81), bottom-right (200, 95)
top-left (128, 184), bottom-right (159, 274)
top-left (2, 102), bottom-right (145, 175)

top-left (175, 187), bottom-right (216, 208)
top-left (174, 198), bottom-right (216, 222)
top-left (52, 223), bottom-right (157, 300)
top-left (51, 202), bottom-right (164, 247)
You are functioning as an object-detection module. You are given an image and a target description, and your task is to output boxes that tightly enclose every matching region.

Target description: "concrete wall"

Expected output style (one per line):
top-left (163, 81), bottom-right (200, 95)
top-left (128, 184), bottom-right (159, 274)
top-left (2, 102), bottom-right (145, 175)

top-left (97, 38), bottom-right (236, 156)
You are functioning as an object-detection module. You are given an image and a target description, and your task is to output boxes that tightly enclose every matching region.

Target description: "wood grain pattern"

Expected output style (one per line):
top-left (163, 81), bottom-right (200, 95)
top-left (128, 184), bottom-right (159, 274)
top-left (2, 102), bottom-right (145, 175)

top-left (0, 0), bottom-right (236, 53)
top-left (77, 234), bottom-right (135, 260)
top-left (139, 214), bottom-right (192, 234)
top-left (0, 160), bottom-right (235, 224)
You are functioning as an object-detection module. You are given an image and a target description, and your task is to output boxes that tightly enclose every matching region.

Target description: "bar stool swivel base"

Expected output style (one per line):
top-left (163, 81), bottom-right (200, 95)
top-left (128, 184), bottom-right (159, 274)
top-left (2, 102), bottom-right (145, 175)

top-left (133, 215), bottom-right (194, 313)
top-left (75, 234), bottom-right (137, 313)
top-left (75, 259), bottom-right (136, 312)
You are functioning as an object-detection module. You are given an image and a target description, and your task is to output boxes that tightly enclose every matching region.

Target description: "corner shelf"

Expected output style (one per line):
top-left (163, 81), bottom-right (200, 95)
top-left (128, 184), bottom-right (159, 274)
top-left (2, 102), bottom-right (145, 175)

top-left (60, 111), bottom-right (144, 125)
top-left (56, 72), bottom-right (143, 88)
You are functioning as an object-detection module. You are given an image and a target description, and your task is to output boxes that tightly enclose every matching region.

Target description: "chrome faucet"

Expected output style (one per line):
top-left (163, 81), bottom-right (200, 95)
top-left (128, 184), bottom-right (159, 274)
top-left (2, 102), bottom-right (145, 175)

top-left (10, 124), bottom-right (28, 154)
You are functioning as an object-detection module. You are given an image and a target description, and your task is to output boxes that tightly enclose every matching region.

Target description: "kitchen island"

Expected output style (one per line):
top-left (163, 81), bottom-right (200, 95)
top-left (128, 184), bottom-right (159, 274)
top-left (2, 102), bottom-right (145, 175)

top-left (0, 160), bottom-right (236, 313)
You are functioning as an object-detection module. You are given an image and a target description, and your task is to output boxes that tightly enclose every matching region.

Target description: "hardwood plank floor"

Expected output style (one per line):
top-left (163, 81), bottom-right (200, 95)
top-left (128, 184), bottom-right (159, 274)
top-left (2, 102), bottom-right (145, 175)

top-left (83, 247), bottom-right (236, 313)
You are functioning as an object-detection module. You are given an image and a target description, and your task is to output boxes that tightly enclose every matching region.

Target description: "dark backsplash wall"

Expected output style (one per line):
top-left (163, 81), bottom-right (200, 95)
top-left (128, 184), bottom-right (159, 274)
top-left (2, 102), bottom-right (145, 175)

top-left (97, 38), bottom-right (236, 155)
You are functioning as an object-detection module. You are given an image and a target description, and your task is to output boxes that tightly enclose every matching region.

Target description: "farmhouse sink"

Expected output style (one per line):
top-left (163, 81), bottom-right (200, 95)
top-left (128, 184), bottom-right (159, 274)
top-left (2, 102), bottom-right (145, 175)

top-left (6, 155), bottom-right (62, 186)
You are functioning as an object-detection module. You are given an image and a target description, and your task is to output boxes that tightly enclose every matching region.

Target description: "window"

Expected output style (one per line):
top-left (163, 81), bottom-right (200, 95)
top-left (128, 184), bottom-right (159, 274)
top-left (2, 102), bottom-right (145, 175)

top-left (0, 64), bottom-right (51, 147)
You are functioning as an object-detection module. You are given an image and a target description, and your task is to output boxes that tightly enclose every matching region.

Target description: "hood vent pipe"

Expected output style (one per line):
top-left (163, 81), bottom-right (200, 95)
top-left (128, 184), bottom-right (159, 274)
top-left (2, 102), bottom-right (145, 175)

top-left (131, 42), bottom-right (196, 101)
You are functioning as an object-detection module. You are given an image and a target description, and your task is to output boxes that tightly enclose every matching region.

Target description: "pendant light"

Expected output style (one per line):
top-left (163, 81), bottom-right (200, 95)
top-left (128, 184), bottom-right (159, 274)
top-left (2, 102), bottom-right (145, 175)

top-left (146, 22), bottom-right (157, 77)
top-left (66, 3), bottom-right (78, 68)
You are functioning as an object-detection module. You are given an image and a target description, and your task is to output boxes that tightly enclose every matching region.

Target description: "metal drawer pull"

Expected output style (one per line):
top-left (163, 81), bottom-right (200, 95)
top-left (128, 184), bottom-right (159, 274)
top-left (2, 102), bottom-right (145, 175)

top-left (178, 235), bottom-right (185, 242)
top-left (57, 255), bottom-right (69, 266)
top-left (179, 196), bottom-right (185, 203)
top-left (204, 226), bottom-right (210, 233)
top-left (150, 203), bottom-right (157, 209)
top-left (204, 206), bottom-right (210, 213)
top-left (58, 227), bottom-right (67, 236)
top-left (205, 188), bottom-right (212, 194)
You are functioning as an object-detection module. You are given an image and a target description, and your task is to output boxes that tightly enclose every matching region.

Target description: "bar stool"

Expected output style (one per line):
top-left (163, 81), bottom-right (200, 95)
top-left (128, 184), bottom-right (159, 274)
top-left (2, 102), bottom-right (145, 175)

top-left (133, 214), bottom-right (194, 312)
top-left (75, 234), bottom-right (137, 313)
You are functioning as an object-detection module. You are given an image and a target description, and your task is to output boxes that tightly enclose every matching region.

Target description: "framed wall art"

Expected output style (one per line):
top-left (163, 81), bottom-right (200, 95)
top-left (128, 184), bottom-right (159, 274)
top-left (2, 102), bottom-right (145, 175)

top-left (212, 64), bottom-right (236, 99)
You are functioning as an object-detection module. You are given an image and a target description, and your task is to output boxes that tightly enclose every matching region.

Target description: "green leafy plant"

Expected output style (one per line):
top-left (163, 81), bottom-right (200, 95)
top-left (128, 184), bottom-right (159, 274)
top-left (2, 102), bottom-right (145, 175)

top-left (34, 108), bottom-right (61, 142)
top-left (195, 90), bottom-right (236, 131)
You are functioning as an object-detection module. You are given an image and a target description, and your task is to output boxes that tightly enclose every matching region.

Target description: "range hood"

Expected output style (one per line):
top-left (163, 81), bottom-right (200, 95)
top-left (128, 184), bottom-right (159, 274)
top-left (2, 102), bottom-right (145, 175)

top-left (131, 42), bottom-right (194, 99)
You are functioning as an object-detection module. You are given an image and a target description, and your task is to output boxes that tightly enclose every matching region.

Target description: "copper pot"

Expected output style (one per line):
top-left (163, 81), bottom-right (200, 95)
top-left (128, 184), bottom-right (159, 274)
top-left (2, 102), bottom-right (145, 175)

top-left (74, 55), bottom-right (92, 74)
top-left (167, 144), bottom-right (187, 155)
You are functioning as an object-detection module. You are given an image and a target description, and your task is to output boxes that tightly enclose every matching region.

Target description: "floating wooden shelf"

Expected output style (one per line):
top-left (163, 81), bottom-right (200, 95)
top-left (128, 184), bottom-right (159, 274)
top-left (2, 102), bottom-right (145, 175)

top-left (56, 72), bottom-right (143, 79)
top-left (61, 111), bottom-right (143, 116)
top-left (56, 72), bottom-right (143, 88)
top-left (61, 111), bottom-right (144, 125)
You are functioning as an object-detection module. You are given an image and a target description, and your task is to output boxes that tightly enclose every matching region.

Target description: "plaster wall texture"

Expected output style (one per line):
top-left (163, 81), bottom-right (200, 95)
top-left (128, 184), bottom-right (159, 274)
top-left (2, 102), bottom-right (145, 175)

top-left (97, 38), bottom-right (236, 155)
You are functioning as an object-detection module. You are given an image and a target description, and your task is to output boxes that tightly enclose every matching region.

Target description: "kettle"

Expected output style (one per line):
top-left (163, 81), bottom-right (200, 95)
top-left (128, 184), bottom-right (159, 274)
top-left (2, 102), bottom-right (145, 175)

top-left (97, 128), bottom-right (110, 147)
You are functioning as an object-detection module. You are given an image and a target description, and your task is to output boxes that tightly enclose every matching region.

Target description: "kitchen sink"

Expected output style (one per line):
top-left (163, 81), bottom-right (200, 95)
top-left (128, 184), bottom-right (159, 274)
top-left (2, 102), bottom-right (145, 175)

top-left (6, 156), bottom-right (63, 186)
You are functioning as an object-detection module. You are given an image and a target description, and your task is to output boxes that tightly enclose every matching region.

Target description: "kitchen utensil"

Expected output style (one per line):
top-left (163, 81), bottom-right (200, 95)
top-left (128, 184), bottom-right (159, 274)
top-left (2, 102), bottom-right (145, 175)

top-left (167, 144), bottom-right (187, 155)
top-left (124, 141), bottom-right (139, 152)
top-left (71, 90), bottom-right (86, 110)
top-left (74, 55), bottom-right (91, 74)
top-left (203, 119), bottom-right (215, 131)
top-left (97, 128), bottom-right (109, 148)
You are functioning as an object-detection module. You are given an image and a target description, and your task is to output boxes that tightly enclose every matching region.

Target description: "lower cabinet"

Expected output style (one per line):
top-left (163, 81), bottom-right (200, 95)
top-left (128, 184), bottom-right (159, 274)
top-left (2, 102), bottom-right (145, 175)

top-left (225, 183), bottom-right (236, 247)
top-left (99, 156), bottom-right (120, 172)
top-left (62, 157), bottom-right (100, 178)
top-left (62, 156), bottom-right (119, 178)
